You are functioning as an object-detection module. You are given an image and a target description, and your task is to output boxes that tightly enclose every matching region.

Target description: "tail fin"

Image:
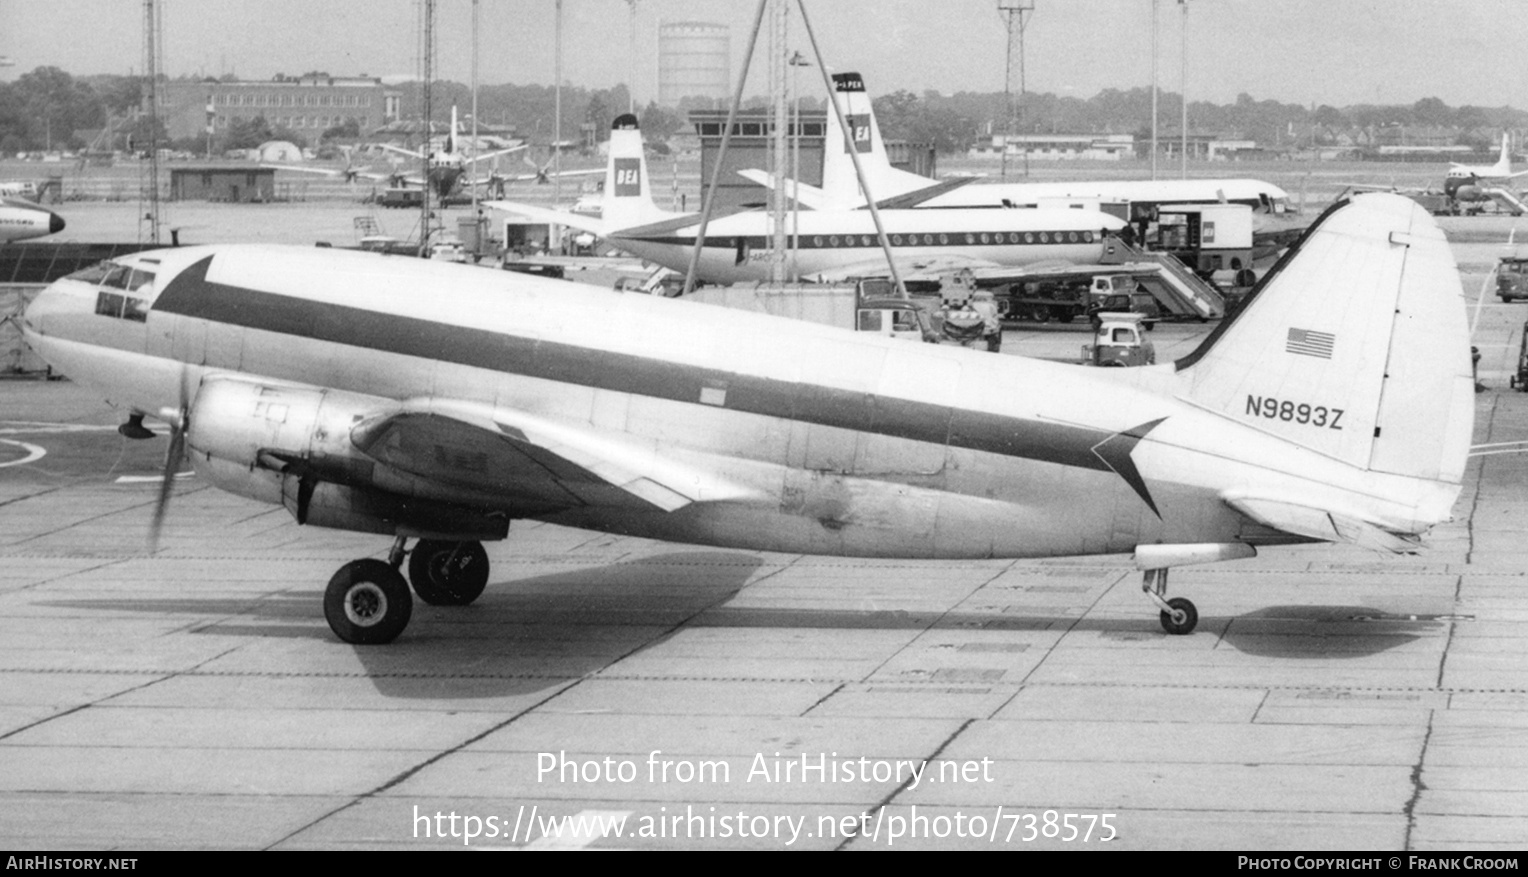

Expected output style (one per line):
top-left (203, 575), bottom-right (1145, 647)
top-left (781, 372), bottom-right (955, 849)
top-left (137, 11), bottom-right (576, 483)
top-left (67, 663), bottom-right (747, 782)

top-left (1175, 193), bottom-right (1473, 485)
top-left (1496, 132), bottom-right (1513, 175)
top-left (820, 72), bottom-right (934, 207)
top-left (601, 113), bottom-right (667, 230)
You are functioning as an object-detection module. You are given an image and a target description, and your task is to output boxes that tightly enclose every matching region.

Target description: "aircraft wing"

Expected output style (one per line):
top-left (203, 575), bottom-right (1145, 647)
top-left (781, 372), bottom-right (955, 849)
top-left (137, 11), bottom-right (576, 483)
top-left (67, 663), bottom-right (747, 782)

top-left (467, 144), bottom-right (529, 164)
top-left (799, 252), bottom-right (1016, 284)
top-left (869, 177), bottom-right (977, 209)
top-left (483, 199), bottom-right (613, 237)
top-left (379, 144), bottom-right (424, 160)
top-left (1223, 494), bottom-right (1422, 554)
top-left (349, 398), bottom-right (762, 513)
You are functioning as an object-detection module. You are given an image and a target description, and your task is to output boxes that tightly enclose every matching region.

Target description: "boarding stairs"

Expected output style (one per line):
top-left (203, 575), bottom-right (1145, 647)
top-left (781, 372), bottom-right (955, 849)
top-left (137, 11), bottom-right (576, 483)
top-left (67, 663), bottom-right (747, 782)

top-left (1484, 188), bottom-right (1528, 217)
top-left (1100, 236), bottom-right (1225, 320)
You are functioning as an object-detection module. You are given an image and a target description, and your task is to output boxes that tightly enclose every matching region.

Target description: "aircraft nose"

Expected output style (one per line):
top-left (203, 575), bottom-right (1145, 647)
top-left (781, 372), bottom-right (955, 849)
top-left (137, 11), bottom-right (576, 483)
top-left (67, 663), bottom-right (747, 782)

top-left (49, 212), bottom-right (65, 234)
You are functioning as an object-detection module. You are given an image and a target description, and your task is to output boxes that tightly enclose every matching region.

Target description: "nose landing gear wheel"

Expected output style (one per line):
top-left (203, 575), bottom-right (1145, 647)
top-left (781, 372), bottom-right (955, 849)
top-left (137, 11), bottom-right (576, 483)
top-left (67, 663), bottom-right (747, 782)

top-left (408, 539), bottom-right (490, 606)
top-left (325, 559), bottom-right (413, 644)
top-left (1159, 597), bottom-right (1198, 635)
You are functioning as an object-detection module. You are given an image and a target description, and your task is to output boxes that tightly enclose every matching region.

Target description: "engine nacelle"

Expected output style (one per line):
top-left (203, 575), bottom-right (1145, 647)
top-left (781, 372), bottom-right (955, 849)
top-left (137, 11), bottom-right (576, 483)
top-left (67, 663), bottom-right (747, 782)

top-left (184, 378), bottom-right (507, 541)
top-left (186, 379), bottom-right (381, 497)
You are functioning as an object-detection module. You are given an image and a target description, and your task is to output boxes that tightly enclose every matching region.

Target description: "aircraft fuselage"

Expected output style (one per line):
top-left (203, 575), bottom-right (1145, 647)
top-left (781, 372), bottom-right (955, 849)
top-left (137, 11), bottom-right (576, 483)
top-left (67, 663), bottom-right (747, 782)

top-left (611, 208), bottom-right (1124, 285)
top-left (20, 244), bottom-right (1451, 561)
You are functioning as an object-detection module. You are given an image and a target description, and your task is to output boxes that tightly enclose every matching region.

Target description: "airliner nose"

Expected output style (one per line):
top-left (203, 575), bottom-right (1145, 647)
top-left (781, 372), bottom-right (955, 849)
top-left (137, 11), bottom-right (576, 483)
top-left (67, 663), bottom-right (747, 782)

top-left (49, 212), bottom-right (65, 234)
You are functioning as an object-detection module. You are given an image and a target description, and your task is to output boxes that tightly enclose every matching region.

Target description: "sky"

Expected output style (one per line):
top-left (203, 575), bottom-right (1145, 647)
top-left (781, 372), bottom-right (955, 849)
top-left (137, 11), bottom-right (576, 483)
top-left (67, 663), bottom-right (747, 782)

top-left (0, 0), bottom-right (1522, 110)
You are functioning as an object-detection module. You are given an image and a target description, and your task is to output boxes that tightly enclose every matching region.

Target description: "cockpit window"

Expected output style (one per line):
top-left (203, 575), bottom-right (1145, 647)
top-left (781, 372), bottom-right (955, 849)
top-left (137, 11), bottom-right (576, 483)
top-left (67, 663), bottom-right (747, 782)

top-left (95, 291), bottom-right (149, 323)
top-left (101, 265), bottom-right (155, 292)
top-left (64, 262), bottom-right (119, 284)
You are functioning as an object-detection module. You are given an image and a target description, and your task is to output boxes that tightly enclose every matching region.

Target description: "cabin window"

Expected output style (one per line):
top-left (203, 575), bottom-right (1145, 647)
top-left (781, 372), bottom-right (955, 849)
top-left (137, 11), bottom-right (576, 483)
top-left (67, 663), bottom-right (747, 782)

top-left (1112, 328), bottom-right (1135, 343)
top-left (1039, 233), bottom-right (1049, 243)
top-left (1084, 231), bottom-right (1095, 243)
top-left (892, 311), bottom-right (921, 331)
top-left (891, 234), bottom-right (902, 245)
top-left (857, 310), bottom-right (883, 331)
top-left (1024, 233), bottom-right (1034, 244)
top-left (813, 236), bottom-right (823, 247)
top-left (938, 234), bottom-right (949, 245)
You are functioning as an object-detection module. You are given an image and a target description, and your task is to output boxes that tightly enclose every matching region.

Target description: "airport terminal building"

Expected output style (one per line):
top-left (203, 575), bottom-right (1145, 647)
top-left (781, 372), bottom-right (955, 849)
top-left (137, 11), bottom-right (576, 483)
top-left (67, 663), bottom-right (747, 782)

top-left (158, 73), bottom-right (403, 142)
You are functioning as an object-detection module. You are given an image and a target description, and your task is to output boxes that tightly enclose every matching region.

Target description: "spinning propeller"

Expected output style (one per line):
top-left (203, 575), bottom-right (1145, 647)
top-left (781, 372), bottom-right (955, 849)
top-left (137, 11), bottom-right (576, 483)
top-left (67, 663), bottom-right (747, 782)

top-left (148, 369), bottom-right (192, 552)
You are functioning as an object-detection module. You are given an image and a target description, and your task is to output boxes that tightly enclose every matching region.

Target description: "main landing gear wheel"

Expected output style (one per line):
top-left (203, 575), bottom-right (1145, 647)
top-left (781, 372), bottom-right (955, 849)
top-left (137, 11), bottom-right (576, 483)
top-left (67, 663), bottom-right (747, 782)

top-left (408, 539), bottom-right (490, 606)
top-left (1159, 597), bottom-right (1198, 636)
top-left (1142, 567), bottom-right (1199, 635)
top-left (324, 559), bottom-right (413, 645)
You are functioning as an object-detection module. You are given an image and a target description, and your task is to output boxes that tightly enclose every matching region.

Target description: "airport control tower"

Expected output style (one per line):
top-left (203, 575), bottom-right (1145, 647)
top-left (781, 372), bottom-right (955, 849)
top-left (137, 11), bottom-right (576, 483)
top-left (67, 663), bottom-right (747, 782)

top-left (658, 21), bottom-right (730, 107)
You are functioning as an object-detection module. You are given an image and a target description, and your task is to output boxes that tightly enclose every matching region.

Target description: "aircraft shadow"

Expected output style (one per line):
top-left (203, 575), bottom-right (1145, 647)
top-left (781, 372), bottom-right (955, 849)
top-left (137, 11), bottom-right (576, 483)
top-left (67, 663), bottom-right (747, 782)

top-left (36, 561), bottom-right (1439, 698)
top-left (1220, 604), bottom-right (1445, 658)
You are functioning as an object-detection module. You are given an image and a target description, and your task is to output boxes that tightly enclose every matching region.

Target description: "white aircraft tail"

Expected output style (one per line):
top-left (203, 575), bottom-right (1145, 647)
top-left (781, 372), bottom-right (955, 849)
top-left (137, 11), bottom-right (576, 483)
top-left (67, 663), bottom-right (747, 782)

top-left (601, 113), bottom-right (669, 230)
top-left (1491, 132), bottom-right (1513, 176)
top-left (1175, 193), bottom-right (1473, 486)
top-left (820, 72), bottom-right (933, 207)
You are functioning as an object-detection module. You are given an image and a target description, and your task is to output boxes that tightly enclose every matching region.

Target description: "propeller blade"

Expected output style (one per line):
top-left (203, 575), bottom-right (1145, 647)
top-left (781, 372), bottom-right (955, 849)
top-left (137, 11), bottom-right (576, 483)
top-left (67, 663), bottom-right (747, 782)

top-left (148, 369), bottom-right (192, 553)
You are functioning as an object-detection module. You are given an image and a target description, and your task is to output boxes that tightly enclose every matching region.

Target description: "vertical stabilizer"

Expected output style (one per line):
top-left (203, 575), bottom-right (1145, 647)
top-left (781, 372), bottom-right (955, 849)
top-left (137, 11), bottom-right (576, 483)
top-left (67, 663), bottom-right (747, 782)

top-left (1175, 193), bottom-right (1473, 485)
top-left (602, 113), bottom-right (667, 229)
top-left (820, 72), bottom-right (933, 207)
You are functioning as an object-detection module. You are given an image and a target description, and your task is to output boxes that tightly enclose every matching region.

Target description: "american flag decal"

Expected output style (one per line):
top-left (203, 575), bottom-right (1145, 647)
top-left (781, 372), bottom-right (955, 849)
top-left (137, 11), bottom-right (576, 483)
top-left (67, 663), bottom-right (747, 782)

top-left (1286, 327), bottom-right (1336, 359)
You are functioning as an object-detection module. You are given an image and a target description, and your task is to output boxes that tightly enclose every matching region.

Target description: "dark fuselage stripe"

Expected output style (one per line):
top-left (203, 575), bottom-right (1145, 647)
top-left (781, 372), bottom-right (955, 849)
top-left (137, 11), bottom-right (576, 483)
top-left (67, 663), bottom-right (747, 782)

top-left (152, 255), bottom-right (1121, 475)
top-left (613, 230), bottom-right (1098, 249)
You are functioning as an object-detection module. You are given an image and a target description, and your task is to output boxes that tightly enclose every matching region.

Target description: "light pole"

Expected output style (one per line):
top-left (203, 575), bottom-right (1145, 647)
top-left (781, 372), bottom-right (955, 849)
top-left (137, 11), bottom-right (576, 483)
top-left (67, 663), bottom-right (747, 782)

top-left (1151, 0), bottom-right (1158, 179)
top-left (1179, 0), bottom-right (1188, 178)
top-left (789, 50), bottom-right (809, 280)
top-left (998, 1), bottom-right (1033, 181)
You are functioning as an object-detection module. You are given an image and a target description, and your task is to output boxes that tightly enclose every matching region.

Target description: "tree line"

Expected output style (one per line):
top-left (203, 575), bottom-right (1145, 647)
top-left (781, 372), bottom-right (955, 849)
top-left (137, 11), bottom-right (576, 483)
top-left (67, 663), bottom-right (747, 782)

top-left (4, 65), bottom-right (1525, 158)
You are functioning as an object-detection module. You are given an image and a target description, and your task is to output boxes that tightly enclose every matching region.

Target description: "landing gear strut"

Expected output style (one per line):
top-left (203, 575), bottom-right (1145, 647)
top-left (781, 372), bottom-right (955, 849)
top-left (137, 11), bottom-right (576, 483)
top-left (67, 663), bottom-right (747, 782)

top-left (408, 539), bottom-right (490, 606)
top-left (323, 535), bottom-right (492, 644)
top-left (1142, 567), bottom-right (1198, 635)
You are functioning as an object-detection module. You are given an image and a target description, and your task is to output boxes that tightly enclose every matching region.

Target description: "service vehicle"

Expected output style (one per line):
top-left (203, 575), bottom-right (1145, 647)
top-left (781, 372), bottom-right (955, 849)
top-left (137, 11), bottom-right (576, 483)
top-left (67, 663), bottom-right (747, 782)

top-left (1498, 256), bottom-right (1528, 301)
top-left (1082, 312), bottom-right (1156, 367)
top-left (1088, 289), bottom-right (1160, 330)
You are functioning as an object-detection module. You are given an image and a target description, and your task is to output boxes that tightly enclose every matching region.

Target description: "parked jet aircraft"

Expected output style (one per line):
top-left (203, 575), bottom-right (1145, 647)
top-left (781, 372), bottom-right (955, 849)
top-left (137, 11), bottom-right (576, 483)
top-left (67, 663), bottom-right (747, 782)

top-left (489, 115), bottom-right (1126, 284)
top-left (0, 197), bottom-right (65, 242)
top-left (18, 193), bottom-right (1472, 645)
top-left (740, 73), bottom-right (1294, 219)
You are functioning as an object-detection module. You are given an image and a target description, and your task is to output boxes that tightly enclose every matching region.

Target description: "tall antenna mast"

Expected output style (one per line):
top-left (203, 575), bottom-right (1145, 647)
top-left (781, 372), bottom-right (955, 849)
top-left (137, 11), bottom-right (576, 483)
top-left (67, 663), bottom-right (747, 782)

top-left (140, 0), bottom-right (162, 245)
top-left (418, 0), bottom-right (436, 256)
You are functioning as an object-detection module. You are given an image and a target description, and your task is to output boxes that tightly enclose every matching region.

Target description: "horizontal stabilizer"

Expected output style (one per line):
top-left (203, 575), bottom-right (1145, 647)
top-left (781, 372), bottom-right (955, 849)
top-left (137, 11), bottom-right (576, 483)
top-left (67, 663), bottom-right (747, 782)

top-left (1225, 494), bottom-right (1421, 555)
top-left (736, 169), bottom-right (839, 210)
top-left (484, 200), bottom-right (611, 238)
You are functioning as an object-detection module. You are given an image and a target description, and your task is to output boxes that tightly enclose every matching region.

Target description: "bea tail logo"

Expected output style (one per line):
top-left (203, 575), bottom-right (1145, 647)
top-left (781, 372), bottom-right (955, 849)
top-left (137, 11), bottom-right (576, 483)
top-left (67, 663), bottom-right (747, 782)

top-left (844, 114), bottom-right (872, 154)
top-left (613, 158), bottom-right (642, 197)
